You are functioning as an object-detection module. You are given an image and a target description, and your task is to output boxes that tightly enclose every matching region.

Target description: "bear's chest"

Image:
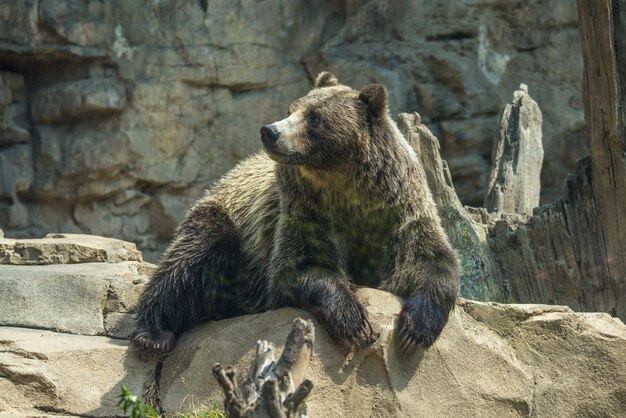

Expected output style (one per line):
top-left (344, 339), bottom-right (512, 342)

top-left (328, 203), bottom-right (399, 287)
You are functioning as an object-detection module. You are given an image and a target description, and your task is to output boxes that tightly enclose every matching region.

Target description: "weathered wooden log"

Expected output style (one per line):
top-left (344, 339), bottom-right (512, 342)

top-left (484, 84), bottom-right (544, 215)
top-left (576, 0), bottom-right (626, 319)
top-left (213, 318), bottom-right (315, 418)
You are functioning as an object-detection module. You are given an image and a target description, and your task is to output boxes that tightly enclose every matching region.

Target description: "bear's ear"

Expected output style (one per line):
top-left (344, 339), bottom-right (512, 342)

top-left (315, 71), bottom-right (338, 88)
top-left (359, 83), bottom-right (388, 120)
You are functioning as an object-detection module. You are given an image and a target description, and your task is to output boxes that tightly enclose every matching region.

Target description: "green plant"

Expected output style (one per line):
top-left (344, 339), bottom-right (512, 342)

top-left (117, 385), bottom-right (158, 418)
top-left (117, 385), bottom-right (225, 418)
top-left (178, 400), bottom-right (226, 418)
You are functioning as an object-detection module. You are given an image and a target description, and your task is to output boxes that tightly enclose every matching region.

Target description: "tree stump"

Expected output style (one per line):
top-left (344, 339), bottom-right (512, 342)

top-left (484, 84), bottom-right (544, 215)
top-left (576, 0), bottom-right (626, 318)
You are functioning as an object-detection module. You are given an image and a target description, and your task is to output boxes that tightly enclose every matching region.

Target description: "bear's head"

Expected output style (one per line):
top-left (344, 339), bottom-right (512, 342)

top-left (260, 72), bottom-right (389, 170)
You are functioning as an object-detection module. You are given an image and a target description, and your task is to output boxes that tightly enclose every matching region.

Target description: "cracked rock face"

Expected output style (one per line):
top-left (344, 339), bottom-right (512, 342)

top-left (0, 234), bottom-right (625, 417)
top-left (0, 0), bottom-right (584, 261)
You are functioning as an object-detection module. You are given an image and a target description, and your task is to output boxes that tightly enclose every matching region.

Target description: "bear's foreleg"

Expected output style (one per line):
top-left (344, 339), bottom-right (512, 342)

top-left (132, 200), bottom-right (241, 351)
top-left (269, 215), bottom-right (375, 347)
top-left (382, 216), bottom-right (460, 353)
top-left (296, 268), bottom-right (374, 347)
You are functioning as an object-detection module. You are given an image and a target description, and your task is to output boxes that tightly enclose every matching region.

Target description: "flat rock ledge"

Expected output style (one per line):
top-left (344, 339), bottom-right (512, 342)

top-left (0, 233), bottom-right (143, 265)
top-left (0, 234), bottom-right (155, 339)
top-left (0, 234), bottom-right (625, 417)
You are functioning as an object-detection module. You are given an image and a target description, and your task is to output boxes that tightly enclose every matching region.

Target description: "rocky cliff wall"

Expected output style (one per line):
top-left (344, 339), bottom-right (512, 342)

top-left (0, 0), bottom-right (584, 261)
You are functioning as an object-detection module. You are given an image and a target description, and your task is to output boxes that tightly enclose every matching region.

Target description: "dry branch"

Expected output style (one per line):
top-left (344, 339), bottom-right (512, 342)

top-left (213, 318), bottom-right (315, 418)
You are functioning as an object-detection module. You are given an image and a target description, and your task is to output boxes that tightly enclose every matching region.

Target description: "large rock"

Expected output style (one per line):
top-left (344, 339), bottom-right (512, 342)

top-left (0, 233), bottom-right (143, 265)
top-left (0, 0), bottom-right (584, 263)
top-left (160, 289), bottom-right (626, 417)
top-left (0, 261), bottom-right (150, 337)
top-left (0, 233), bottom-right (157, 417)
top-left (0, 234), bottom-right (153, 338)
top-left (0, 71), bottom-right (29, 146)
top-left (0, 327), bottom-right (157, 418)
top-left (0, 234), bottom-right (623, 417)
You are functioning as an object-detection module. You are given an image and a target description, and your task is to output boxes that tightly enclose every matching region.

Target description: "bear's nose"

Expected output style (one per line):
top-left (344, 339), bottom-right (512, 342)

top-left (260, 124), bottom-right (280, 147)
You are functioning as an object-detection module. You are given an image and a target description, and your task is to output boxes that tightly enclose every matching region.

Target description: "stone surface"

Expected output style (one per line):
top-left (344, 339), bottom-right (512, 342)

top-left (0, 327), bottom-right (157, 418)
top-left (0, 0), bottom-right (585, 262)
top-left (0, 144), bottom-right (32, 230)
top-left (0, 233), bottom-right (143, 265)
top-left (0, 71), bottom-right (29, 146)
top-left (485, 84), bottom-right (544, 214)
top-left (0, 261), bottom-right (150, 337)
top-left (103, 312), bottom-right (136, 340)
top-left (160, 289), bottom-right (626, 417)
top-left (31, 77), bottom-right (127, 123)
top-left (0, 234), bottom-right (624, 417)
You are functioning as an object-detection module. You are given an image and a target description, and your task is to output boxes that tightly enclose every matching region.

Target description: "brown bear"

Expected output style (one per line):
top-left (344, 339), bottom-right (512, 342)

top-left (132, 72), bottom-right (460, 354)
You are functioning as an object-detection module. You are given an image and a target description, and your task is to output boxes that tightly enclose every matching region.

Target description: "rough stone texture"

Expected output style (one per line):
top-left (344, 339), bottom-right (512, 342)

top-left (0, 234), bottom-right (157, 416)
top-left (0, 262), bottom-right (149, 336)
top-left (0, 327), bottom-right (157, 418)
top-left (0, 0), bottom-right (585, 262)
top-left (484, 84), bottom-right (544, 214)
top-left (0, 71), bottom-right (29, 146)
top-left (1, 235), bottom-right (624, 417)
top-left (160, 288), bottom-right (626, 417)
top-left (0, 234), bottom-right (153, 338)
top-left (0, 233), bottom-right (143, 265)
top-left (31, 77), bottom-right (127, 123)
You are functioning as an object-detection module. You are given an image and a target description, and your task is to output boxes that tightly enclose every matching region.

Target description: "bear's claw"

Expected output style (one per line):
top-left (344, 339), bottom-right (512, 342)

top-left (132, 329), bottom-right (176, 352)
top-left (395, 295), bottom-right (447, 355)
top-left (320, 298), bottom-right (378, 349)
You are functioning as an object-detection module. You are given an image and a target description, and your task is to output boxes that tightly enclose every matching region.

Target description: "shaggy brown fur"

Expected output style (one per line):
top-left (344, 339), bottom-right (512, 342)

top-left (133, 72), bottom-right (460, 354)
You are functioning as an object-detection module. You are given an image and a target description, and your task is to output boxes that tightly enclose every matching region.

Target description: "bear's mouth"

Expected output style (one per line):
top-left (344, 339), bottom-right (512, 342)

top-left (265, 148), bottom-right (288, 157)
top-left (264, 148), bottom-right (289, 159)
top-left (264, 148), bottom-right (298, 165)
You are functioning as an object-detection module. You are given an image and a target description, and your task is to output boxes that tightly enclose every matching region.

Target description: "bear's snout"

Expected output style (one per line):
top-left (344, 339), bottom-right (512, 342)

top-left (260, 124), bottom-right (280, 147)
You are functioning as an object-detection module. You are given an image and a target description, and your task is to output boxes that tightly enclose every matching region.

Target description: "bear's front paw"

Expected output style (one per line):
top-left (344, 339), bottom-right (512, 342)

top-left (395, 295), bottom-right (447, 355)
top-left (318, 298), bottom-right (377, 349)
top-left (132, 328), bottom-right (176, 352)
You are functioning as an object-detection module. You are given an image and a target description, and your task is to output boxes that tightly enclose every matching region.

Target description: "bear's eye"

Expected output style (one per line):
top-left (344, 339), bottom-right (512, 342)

top-left (307, 111), bottom-right (321, 126)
